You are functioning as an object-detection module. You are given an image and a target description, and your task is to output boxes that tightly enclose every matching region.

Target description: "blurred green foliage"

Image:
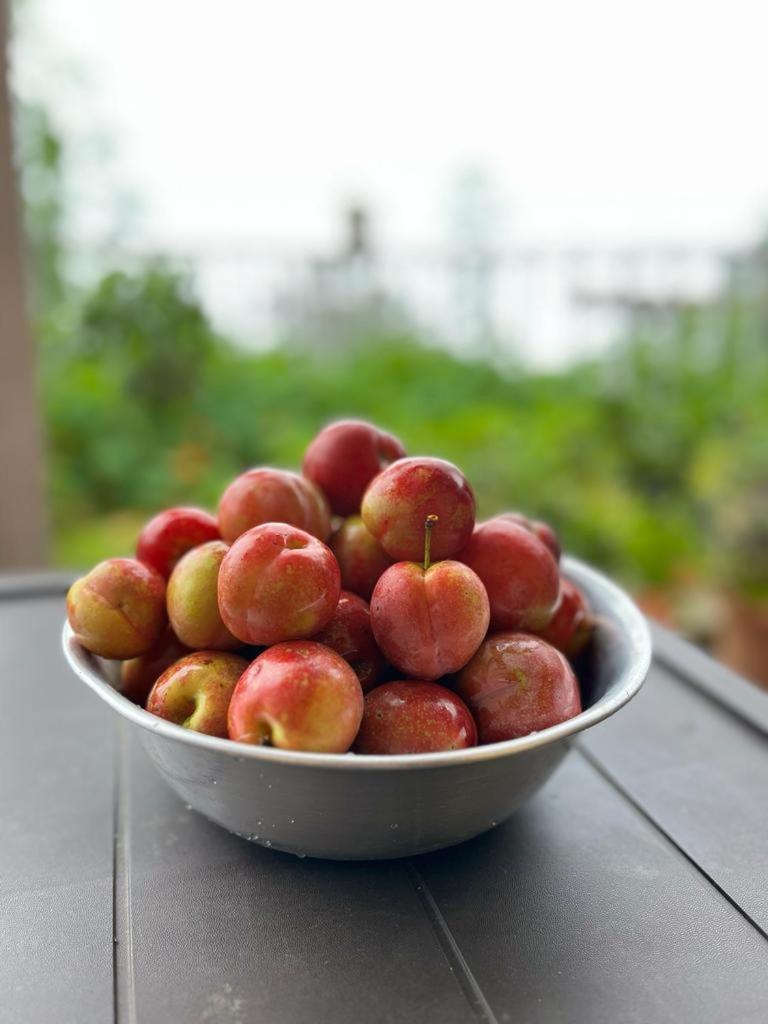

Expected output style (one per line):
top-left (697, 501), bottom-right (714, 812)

top-left (17, 94), bottom-right (768, 595)
top-left (15, 100), bottom-right (66, 314)
top-left (40, 259), bottom-right (768, 597)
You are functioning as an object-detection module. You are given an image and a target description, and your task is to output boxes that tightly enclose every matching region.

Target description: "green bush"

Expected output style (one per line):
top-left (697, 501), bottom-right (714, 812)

top-left (41, 262), bottom-right (768, 593)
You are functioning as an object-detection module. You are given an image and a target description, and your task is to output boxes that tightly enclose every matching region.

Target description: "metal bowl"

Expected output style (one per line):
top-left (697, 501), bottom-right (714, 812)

top-left (62, 556), bottom-right (650, 860)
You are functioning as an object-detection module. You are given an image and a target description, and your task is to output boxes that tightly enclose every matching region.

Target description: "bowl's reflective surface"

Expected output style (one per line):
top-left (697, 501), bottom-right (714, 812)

top-left (63, 556), bottom-right (650, 859)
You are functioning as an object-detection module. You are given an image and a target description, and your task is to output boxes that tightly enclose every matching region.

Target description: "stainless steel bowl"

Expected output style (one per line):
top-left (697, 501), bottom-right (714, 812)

top-left (62, 556), bottom-right (650, 860)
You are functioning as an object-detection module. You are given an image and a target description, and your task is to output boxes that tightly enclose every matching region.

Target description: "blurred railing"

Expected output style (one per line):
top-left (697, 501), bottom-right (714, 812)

top-left (81, 236), bottom-right (768, 368)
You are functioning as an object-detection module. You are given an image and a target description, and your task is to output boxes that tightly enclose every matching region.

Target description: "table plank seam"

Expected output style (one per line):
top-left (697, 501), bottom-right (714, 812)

top-left (650, 625), bottom-right (768, 738)
top-left (573, 743), bottom-right (768, 944)
top-left (653, 655), bottom-right (768, 741)
top-left (113, 721), bottom-right (138, 1024)
top-left (112, 738), bottom-right (119, 1024)
top-left (405, 862), bottom-right (500, 1024)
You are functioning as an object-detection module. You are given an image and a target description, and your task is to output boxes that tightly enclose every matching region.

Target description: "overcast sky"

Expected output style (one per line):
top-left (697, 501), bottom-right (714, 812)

top-left (17, 0), bottom-right (768, 252)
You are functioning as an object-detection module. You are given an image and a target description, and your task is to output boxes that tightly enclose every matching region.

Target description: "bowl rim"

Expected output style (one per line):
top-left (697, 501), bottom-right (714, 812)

top-left (62, 555), bottom-right (651, 772)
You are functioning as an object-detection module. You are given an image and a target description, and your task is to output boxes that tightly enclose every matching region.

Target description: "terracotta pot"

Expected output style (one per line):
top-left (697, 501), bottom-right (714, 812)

top-left (715, 592), bottom-right (768, 690)
top-left (634, 588), bottom-right (675, 627)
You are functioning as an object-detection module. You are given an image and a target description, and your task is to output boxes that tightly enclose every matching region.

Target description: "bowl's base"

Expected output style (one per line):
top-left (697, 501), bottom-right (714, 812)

top-left (232, 827), bottom-right (498, 861)
top-left (143, 731), bottom-right (570, 860)
top-left (63, 554), bottom-right (650, 863)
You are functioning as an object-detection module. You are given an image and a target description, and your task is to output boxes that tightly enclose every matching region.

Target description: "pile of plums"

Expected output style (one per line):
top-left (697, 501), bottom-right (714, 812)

top-left (66, 419), bottom-right (593, 755)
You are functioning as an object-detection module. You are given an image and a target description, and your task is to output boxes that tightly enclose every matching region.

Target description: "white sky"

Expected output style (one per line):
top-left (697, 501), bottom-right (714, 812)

top-left (16, 0), bottom-right (768, 251)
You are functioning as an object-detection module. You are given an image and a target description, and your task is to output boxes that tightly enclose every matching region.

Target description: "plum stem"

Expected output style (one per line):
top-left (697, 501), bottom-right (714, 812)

top-left (423, 514), bottom-right (439, 571)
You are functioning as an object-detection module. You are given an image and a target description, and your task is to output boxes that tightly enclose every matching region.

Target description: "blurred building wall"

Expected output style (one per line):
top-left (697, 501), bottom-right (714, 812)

top-left (0, 2), bottom-right (48, 568)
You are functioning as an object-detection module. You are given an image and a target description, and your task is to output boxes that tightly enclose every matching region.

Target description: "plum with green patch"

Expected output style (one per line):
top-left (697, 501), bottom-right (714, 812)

top-left (66, 557), bottom-right (167, 660)
top-left (167, 540), bottom-right (240, 650)
top-left (456, 632), bottom-right (581, 743)
top-left (227, 641), bottom-right (363, 752)
top-left (120, 627), bottom-right (189, 704)
top-left (217, 523), bottom-right (340, 645)
top-left (146, 651), bottom-right (248, 737)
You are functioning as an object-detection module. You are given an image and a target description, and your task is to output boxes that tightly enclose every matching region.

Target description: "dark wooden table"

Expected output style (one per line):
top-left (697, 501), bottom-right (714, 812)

top-left (2, 574), bottom-right (767, 1024)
